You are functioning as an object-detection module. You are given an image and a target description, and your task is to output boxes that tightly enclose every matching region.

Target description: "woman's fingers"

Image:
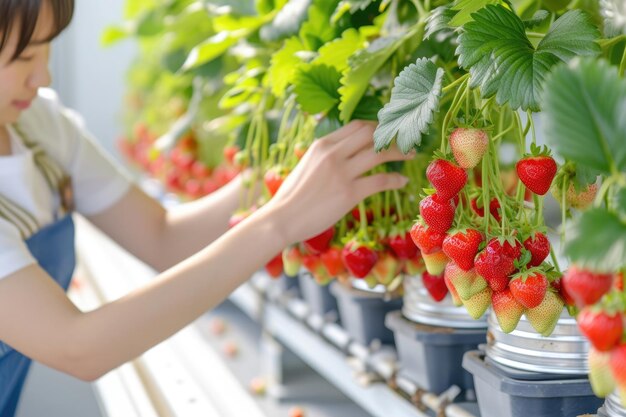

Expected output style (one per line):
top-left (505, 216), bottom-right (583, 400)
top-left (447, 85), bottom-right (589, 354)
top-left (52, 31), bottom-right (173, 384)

top-left (348, 145), bottom-right (415, 178)
top-left (353, 173), bottom-right (410, 202)
top-left (320, 120), bottom-right (376, 146)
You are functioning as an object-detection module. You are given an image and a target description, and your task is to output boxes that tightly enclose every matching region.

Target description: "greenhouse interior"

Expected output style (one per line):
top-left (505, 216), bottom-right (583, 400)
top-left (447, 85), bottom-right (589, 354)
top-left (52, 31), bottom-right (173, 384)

top-left (0, 0), bottom-right (625, 416)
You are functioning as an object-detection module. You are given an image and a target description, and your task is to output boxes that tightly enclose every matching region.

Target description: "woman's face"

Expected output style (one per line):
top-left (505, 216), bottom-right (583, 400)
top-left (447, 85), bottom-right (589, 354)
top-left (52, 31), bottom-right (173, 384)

top-left (0, 1), bottom-right (54, 126)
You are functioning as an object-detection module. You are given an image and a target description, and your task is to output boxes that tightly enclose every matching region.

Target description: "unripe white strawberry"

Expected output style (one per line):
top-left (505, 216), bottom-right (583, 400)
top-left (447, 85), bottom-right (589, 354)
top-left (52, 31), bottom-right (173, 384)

top-left (552, 182), bottom-right (598, 210)
top-left (449, 128), bottom-right (489, 169)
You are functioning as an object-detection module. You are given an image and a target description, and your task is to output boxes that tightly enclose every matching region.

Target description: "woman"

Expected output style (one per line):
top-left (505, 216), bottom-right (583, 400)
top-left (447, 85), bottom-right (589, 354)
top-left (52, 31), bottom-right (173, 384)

top-left (0, 0), bottom-right (413, 415)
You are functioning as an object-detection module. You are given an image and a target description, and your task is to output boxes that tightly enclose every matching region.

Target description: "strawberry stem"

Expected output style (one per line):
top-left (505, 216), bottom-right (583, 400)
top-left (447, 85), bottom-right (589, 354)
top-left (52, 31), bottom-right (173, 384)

top-left (393, 189), bottom-right (404, 221)
top-left (526, 110), bottom-right (536, 146)
top-left (549, 246), bottom-right (561, 274)
top-left (358, 201), bottom-right (369, 239)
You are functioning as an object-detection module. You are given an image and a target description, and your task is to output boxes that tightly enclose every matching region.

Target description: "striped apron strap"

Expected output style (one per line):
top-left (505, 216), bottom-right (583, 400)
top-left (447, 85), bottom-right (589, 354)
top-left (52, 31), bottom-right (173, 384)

top-left (0, 125), bottom-right (72, 239)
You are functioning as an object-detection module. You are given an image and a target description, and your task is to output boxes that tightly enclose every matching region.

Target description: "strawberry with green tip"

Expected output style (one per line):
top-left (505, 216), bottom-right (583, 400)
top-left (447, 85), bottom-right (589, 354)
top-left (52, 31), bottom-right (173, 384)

top-left (523, 232), bottom-right (550, 267)
top-left (422, 271), bottom-right (448, 302)
top-left (552, 182), bottom-right (598, 210)
top-left (610, 344), bottom-right (626, 406)
top-left (422, 250), bottom-right (449, 275)
top-left (509, 270), bottom-right (548, 309)
top-left (444, 262), bottom-right (487, 300)
top-left (442, 228), bottom-right (484, 271)
top-left (492, 288), bottom-right (526, 333)
top-left (562, 266), bottom-right (613, 307)
top-left (419, 194), bottom-right (456, 233)
top-left (462, 287), bottom-right (493, 319)
top-left (516, 145), bottom-right (558, 196)
top-left (341, 240), bottom-right (378, 278)
top-left (449, 128), bottom-right (489, 169)
top-left (302, 253), bottom-right (332, 285)
top-left (410, 222), bottom-right (446, 254)
top-left (474, 245), bottom-right (515, 292)
top-left (577, 308), bottom-right (623, 352)
top-left (404, 255), bottom-right (425, 276)
top-left (525, 290), bottom-right (564, 336)
top-left (589, 348), bottom-right (617, 397)
top-left (426, 159), bottom-right (468, 200)
top-left (282, 246), bottom-right (302, 277)
top-left (372, 251), bottom-right (402, 286)
top-left (303, 227), bottom-right (335, 254)
top-left (320, 246), bottom-right (346, 277)
top-left (264, 167), bottom-right (289, 197)
top-left (444, 273), bottom-right (464, 306)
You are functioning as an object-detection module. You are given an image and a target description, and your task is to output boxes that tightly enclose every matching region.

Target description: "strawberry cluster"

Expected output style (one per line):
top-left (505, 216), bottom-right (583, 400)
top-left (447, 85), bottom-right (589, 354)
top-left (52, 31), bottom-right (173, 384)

top-left (408, 128), bottom-right (567, 335)
top-left (563, 268), bottom-right (626, 404)
top-left (118, 123), bottom-right (239, 199)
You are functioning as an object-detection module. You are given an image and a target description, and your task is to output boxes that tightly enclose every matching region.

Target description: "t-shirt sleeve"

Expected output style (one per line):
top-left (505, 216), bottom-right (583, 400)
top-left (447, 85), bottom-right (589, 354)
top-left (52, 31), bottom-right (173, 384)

top-left (0, 219), bottom-right (36, 280)
top-left (19, 89), bottom-right (133, 216)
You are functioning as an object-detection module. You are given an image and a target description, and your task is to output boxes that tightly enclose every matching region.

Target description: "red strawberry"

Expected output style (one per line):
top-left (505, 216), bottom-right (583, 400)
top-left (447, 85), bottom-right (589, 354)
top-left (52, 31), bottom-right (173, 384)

top-left (422, 250), bottom-right (449, 275)
top-left (492, 288), bottom-right (526, 333)
top-left (444, 262), bottom-right (487, 300)
top-left (422, 271), bottom-right (448, 302)
top-left (419, 194), bottom-right (456, 233)
top-left (223, 145), bottom-right (240, 165)
top-left (409, 223), bottom-right (446, 254)
top-left (282, 246), bottom-right (302, 277)
top-left (404, 255), bottom-right (425, 275)
top-left (449, 128), bottom-right (489, 169)
top-left (615, 273), bottom-right (624, 291)
top-left (442, 229), bottom-right (484, 271)
top-left (470, 197), bottom-right (501, 222)
top-left (265, 253), bottom-right (284, 278)
top-left (523, 232), bottom-right (550, 267)
top-left (474, 245), bottom-right (515, 292)
top-left (488, 238), bottom-right (522, 261)
top-left (610, 344), bottom-right (626, 403)
top-left (462, 287), bottom-right (492, 319)
top-left (320, 246), bottom-right (346, 277)
top-left (516, 155), bottom-right (557, 196)
top-left (444, 273), bottom-right (464, 306)
top-left (578, 308), bottom-right (623, 352)
top-left (525, 290), bottom-right (564, 336)
top-left (303, 227), bottom-right (335, 254)
top-left (509, 271), bottom-right (548, 309)
top-left (293, 142), bottom-right (308, 160)
top-left (264, 167), bottom-right (288, 197)
top-left (589, 348), bottom-right (617, 397)
top-left (551, 277), bottom-right (576, 306)
top-left (562, 266), bottom-right (613, 307)
top-left (388, 232), bottom-right (419, 260)
top-left (302, 253), bottom-right (332, 285)
top-left (426, 159), bottom-right (468, 200)
top-left (341, 241), bottom-right (378, 278)
top-left (372, 252), bottom-right (402, 285)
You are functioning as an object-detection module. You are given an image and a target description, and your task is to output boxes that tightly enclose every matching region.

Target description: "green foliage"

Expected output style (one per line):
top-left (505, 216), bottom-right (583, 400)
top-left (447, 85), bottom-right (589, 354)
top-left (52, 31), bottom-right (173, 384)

top-left (373, 58), bottom-right (444, 153)
top-left (457, 5), bottom-right (600, 111)
top-left (543, 58), bottom-right (626, 175)
top-left (294, 64), bottom-right (342, 113)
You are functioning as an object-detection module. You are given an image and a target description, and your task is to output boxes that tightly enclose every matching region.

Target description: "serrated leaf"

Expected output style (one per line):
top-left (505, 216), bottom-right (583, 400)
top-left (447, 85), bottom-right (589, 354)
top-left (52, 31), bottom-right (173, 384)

top-left (373, 58), bottom-right (444, 153)
top-left (339, 27), bottom-right (419, 122)
top-left (449, 0), bottom-right (500, 27)
top-left (523, 10), bottom-right (550, 29)
top-left (543, 58), bottom-right (626, 175)
top-left (457, 5), bottom-right (600, 111)
top-left (565, 208), bottom-right (626, 272)
top-left (294, 63), bottom-right (342, 114)
top-left (352, 95), bottom-right (383, 121)
top-left (300, 0), bottom-right (340, 50)
top-left (331, 0), bottom-right (374, 22)
top-left (268, 37), bottom-right (306, 96)
top-left (314, 28), bottom-right (365, 71)
top-left (425, 6), bottom-right (456, 39)
top-left (260, 0), bottom-right (312, 41)
top-left (182, 31), bottom-right (244, 71)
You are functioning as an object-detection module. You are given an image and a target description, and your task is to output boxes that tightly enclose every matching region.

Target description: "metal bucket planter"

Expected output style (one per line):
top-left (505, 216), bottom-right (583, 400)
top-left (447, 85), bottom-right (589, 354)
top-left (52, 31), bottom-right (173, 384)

top-left (297, 269), bottom-right (339, 318)
top-left (330, 280), bottom-right (402, 346)
top-left (485, 308), bottom-right (589, 374)
top-left (402, 274), bottom-right (488, 329)
top-left (598, 391), bottom-right (626, 417)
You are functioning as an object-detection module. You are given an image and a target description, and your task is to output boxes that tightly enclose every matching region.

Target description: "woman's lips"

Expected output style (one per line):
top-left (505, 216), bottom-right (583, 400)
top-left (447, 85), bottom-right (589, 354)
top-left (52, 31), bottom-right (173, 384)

top-left (12, 100), bottom-right (32, 110)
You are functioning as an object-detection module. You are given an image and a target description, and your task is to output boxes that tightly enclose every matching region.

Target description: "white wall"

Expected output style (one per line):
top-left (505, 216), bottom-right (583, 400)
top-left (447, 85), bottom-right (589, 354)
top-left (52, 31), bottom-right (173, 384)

top-left (50, 0), bottom-right (137, 159)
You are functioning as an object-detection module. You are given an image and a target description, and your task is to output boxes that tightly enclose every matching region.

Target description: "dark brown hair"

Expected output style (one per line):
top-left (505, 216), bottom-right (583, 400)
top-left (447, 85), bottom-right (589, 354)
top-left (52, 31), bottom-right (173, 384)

top-left (0, 0), bottom-right (74, 60)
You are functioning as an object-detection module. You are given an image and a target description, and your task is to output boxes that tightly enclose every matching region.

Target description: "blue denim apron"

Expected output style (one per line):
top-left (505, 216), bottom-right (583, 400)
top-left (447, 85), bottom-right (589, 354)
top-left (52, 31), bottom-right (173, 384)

top-left (0, 214), bottom-right (76, 417)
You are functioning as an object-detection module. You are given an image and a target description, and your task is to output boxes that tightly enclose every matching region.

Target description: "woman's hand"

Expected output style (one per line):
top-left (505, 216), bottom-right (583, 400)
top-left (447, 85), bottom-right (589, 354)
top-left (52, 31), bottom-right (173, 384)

top-left (264, 120), bottom-right (415, 246)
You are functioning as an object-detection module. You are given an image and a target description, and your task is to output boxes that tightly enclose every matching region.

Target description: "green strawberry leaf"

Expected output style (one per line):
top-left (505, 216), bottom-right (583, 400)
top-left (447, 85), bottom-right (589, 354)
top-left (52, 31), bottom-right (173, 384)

top-left (523, 9), bottom-right (550, 29)
top-left (425, 6), bottom-right (456, 39)
top-left (543, 58), bottom-right (626, 175)
top-left (267, 37), bottom-right (306, 97)
top-left (373, 58), bottom-right (444, 153)
top-left (457, 5), bottom-right (600, 111)
top-left (299, 0), bottom-right (340, 50)
top-left (260, 0), bottom-right (312, 41)
top-left (449, 0), bottom-right (501, 27)
top-left (339, 27), bottom-right (420, 122)
top-left (613, 188), bottom-right (626, 221)
top-left (331, 0), bottom-right (374, 23)
top-left (314, 28), bottom-right (365, 71)
top-left (293, 63), bottom-right (342, 114)
top-left (565, 208), bottom-right (626, 272)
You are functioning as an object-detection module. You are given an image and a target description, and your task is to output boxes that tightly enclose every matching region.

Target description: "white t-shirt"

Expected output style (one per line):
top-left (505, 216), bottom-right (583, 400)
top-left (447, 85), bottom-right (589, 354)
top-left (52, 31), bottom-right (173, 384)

top-left (0, 88), bottom-right (132, 279)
